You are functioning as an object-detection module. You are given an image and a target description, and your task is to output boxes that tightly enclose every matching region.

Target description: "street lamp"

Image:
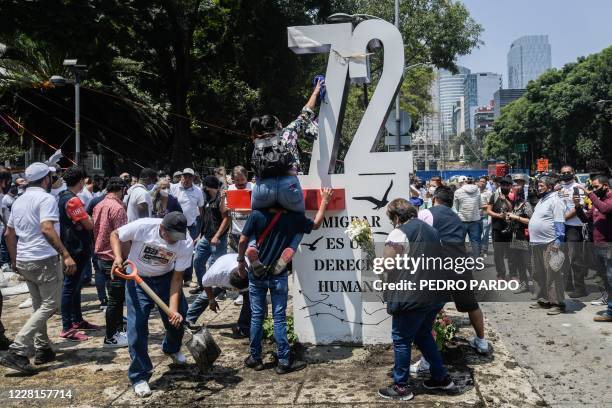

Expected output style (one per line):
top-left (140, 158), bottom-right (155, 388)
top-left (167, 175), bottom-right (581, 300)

top-left (50, 59), bottom-right (87, 165)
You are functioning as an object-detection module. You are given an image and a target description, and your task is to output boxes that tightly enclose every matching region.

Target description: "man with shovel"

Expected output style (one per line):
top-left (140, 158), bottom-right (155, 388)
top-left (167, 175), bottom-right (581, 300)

top-left (110, 211), bottom-right (193, 397)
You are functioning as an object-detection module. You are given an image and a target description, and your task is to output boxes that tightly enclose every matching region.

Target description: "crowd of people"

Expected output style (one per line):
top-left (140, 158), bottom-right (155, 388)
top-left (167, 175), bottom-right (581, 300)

top-left (0, 73), bottom-right (610, 401)
top-left (410, 162), bottom-right (611, 319)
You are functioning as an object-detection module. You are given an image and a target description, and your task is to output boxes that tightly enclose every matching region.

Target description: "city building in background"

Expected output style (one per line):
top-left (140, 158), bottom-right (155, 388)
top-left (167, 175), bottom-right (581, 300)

top-left (464, 72), bottom-right (502, 131)
top-left (507, 35), bottom-right (552, 89)
top-left (412, 69), bottom-right (442, 170)
top-left (452, 96), bottom-right (466, 137)
top-left (474, 104), bottom-right (495, 131)
top-left (493, 88), bottom-right (526, 118)
top-left (438, 66), bottom-right (471, 138)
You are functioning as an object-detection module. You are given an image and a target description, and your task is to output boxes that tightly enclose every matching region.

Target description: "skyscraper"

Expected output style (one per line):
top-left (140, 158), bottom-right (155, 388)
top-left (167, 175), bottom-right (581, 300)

top-left (507, 35), bottom-right (552, 89)
top-left (464, 72), bottom-right (502, 131)
top-left (438, 66), bottom-right (470, 138)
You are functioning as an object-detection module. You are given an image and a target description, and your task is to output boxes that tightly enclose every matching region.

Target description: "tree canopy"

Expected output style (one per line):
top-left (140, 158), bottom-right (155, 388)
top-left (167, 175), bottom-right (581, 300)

top-left (0, 0), bottom-right (482, 174)
top-left (484, 46), bottom-right (612, 170)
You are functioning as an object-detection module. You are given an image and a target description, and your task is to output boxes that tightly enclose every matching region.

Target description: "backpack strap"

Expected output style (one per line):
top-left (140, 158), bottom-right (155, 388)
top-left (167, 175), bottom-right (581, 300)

top-left (256, 211), bottom-right (283, 247)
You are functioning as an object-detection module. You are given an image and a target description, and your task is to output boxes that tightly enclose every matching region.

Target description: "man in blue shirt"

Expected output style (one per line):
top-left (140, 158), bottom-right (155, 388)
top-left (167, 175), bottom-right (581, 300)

top-left (237, 188), bottom-right (333, 374)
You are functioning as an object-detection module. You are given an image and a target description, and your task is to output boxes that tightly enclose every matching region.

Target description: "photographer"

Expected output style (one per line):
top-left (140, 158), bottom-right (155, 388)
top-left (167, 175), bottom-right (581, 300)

top-left (486, 175), bottom-right (514, 280)
top-left (505, 177), bottom-right (534, 293)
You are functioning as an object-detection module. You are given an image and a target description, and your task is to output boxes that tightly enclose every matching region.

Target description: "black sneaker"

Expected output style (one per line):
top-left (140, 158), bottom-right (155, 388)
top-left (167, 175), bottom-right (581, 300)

top-left (188, 287), bottom-right (203, 295)
top-left (244, 355), bottom-right (264, 371)
top-left (568, 290), bottom-right (587, 299)
top-left (378, 384), bottom-right (414, 401)
top-left (0, 333), bottom-right (12, 351)
top-left (34, 348), bottom-right (56, 365)
top-left (275, 359), bottom-right (307, 374)
top-left (423, 375), bottom-right (456, 391)
top-left (0, 352), bottom-right (37, 375)
top-left (231, 326), bottom-right (249, 339)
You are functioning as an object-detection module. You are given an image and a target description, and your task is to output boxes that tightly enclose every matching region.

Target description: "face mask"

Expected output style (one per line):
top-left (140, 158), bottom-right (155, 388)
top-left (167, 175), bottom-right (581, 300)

top-left (560, 173), bottom-right (573, 182)
top-left (146, 183), bottom-right (155, 191)
top-left (595, 187), bottom-right (607, 198)
top-left (428, 186), bottom-right (436, 195)
top-left (159, 189), bottom-right (169, 197)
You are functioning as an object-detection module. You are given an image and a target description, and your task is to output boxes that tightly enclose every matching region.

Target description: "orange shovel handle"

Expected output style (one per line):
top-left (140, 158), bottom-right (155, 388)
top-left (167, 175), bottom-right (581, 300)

top-left (111, 260), bottom-right (143, 284)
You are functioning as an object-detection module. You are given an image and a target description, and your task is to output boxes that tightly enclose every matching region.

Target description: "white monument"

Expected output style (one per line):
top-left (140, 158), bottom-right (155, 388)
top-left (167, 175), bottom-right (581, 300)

top-left (288, 20), bottom-right (414, 344)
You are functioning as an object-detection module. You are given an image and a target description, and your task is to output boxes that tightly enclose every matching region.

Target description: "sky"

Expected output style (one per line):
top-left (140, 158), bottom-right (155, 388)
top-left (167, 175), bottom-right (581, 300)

top-left (457, 0), bottom-right (612, 87)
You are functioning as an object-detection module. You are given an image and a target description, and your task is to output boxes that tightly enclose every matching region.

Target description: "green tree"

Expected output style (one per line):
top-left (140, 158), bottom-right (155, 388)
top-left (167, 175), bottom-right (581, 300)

top-left (488, 46), bottom-right (612, 169)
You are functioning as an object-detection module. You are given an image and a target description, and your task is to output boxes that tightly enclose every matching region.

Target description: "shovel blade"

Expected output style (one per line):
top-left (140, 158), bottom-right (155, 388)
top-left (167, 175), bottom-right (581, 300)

top-left (186, 326), bottom-right (221, 373)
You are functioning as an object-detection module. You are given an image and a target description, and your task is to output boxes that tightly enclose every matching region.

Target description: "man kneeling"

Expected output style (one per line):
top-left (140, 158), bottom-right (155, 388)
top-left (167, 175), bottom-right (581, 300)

top-left (110, 212), bottom-right (193, 397)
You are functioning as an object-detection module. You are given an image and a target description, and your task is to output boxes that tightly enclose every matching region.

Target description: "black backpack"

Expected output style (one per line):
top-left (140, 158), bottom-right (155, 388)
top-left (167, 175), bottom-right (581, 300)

top-left (251, 133), bottom-right (293, 178)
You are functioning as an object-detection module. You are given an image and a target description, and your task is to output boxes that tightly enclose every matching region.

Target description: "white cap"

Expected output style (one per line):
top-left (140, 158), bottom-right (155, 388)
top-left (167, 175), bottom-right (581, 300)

top-left (458, 176), bottom-right (468, 183)
top-left (25, 162), bottom-right (54, 182)
top-left (182, 168), bottom-right (195, 176)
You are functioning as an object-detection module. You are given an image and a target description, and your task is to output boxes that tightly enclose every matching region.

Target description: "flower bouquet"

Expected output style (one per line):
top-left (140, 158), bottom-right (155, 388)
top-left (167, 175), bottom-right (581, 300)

top-left (432, 310), bottom-right (457, 352)
top-left (345, 219), bottom-right (376, 262)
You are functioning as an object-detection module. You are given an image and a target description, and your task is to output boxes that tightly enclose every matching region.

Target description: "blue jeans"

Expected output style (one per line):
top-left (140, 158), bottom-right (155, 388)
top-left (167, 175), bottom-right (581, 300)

top-left (194, 235), bottom-right (228, 289)
top-left (0, 235), bottom-right (9, 265)
top-left (182, 223), bottom-right (200, 283)
top-left (249, 273), bottom-right (290, 364)
top-left (595, 247), bottom-right (612, 316)
top-left (463, 221), bottom-right (482, 260)
top-left (186, 287), bottom-right (225, 324)
top-left (81, 257), bottom-right (92, 284)
top-left (252, 175), bottom-right (305, 213)
top-left (392, 303), bottom-right (448, 386)
top-left (61, 255), bottom-right (88, 331)
top-left (481, 217), bottom-right (490, 254)
top-left (125, 273), bottom-right (188, 384)
top-left (92, 255), bottom-right (108, 304)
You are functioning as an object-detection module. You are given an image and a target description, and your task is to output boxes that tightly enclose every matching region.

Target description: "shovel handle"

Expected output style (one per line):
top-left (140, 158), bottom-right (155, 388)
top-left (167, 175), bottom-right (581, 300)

top-left (112, 260), bottom-right (174, 318)
top-left (137, 280), bottom-right (174, 317)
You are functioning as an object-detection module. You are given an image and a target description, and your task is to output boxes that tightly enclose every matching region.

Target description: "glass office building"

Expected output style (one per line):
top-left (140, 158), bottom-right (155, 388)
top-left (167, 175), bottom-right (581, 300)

top-left (438, 66), bottom-right (470, 138)
top-left (507, 35), bottom-right (551, 89)
top-left (464, 72), bottom-right (502, 131)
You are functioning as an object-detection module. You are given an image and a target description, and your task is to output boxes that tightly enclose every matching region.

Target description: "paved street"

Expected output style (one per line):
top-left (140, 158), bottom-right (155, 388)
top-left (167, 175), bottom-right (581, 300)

top-left (483, 300), bottom-right (612, 407)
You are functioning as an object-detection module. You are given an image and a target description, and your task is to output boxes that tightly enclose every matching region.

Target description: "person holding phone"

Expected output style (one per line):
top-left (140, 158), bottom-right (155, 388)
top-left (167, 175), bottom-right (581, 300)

top-left (574, 176), bottom-right (612, 322)
top-left (558, 165), bottom-right (587, 298)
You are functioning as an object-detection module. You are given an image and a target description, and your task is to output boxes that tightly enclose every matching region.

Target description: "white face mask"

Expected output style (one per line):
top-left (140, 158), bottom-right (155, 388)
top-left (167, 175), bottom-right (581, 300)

top-left (159, 189), bottom-right (169, 197)
top-left (428, 186), bottom-right (436, 195)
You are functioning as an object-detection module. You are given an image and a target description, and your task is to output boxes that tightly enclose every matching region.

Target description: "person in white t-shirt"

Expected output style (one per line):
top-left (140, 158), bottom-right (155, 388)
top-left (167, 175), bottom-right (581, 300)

top-left (185, 253), bottom-right (250, 338)
top-left (170, 168), bottom-right (204, 285)
top-left (110, 212), bottom-right (193, 397)
top-left (0, 163), bottom-right (77, 376)
top-left (124, 168), bottom-right (157, 222)
top-left (557, 165), bottom-right (587, 298)
top-left (77, 177), bottom-right (95, 209)
top-left (169, 168), bottom-right (204, 239)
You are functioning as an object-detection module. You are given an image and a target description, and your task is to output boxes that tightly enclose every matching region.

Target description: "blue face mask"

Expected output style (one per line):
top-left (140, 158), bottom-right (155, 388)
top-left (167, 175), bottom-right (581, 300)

top-left (409, 197), bottom-right (424, 207)
top-left (146, 183), bottom-right (155, 191)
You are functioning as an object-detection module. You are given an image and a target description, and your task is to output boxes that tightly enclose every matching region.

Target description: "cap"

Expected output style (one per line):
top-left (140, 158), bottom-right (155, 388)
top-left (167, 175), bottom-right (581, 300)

top-left (182, 168), bottom-right (195, 176)
top-left (499, 175), bottom-right (513, 185)
top-left (161, 212), bottom-right (188, 241)
top-left (513, 174), bottom-right (528, 182)
top-left (173, 171), bottom-right (182, 177)
top-left (203, 175), bottom-right (221, 189)
top-left (457, 176), bottom-right (467, 183)
top-left (25, 162), bottom-right (54, 182)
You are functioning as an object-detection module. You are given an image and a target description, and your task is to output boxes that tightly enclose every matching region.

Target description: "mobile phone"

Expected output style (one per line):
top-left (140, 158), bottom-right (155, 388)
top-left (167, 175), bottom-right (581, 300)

top-left (573, 187), bottom-right (580, 197)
